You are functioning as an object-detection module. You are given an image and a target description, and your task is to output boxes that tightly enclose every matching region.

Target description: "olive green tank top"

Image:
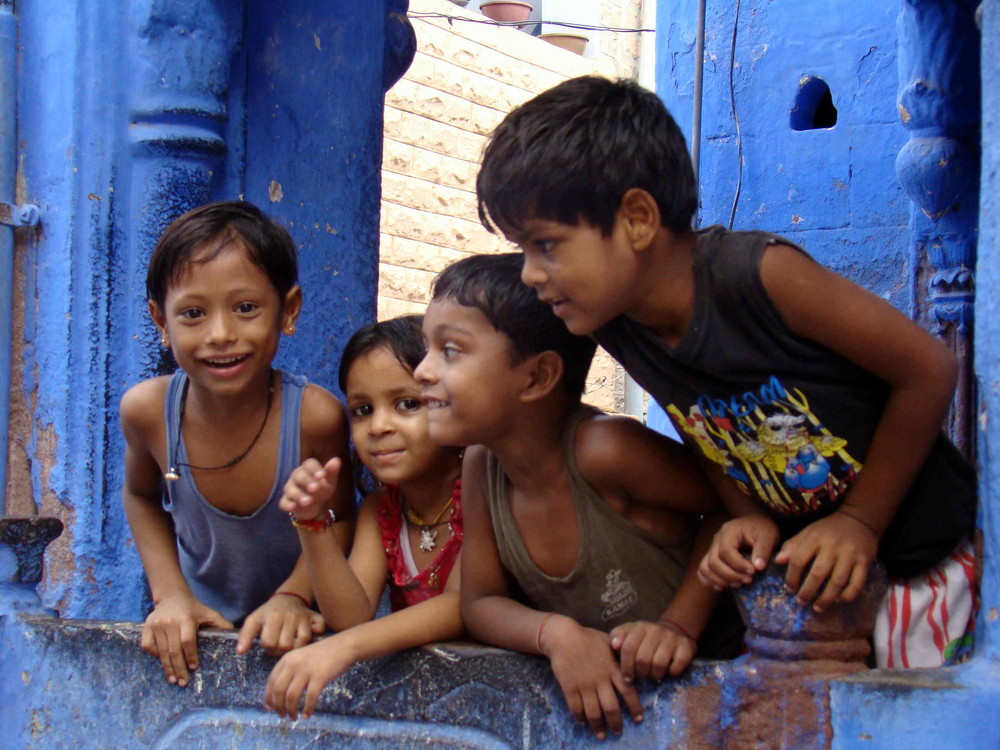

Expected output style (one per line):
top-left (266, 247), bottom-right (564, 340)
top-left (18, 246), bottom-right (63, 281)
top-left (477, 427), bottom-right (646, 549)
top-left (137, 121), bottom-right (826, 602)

top-left (486, 407), bottom-right (693, 632)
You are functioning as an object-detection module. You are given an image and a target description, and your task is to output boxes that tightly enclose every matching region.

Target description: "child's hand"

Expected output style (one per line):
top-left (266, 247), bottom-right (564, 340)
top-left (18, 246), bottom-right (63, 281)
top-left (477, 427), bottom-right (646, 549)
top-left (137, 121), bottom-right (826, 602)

top-left (540, 614), bottom-right (644, 740)
top-left (141, 592), bottom-right (233, 687)
top-left (698, 514), bottom-right (780, 590)
top-left (279, 457), bottom-right (341, 521)
top-left (235, 593), bottom-right (326, 656)
top-left (610, 619), bottom-right (696, 683)
top-left (264, 634), bottom-right (354, 720)
top-left (774, 510), bottom-right (878, 612)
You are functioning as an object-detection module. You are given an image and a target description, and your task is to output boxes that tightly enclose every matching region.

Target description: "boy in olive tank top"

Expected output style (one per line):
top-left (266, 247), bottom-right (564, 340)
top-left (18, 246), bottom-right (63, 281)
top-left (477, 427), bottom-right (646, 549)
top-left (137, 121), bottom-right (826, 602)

top-left (415, 253), bottom-right (740, 741)
top-left (474, 75), bottom-right (977, 669)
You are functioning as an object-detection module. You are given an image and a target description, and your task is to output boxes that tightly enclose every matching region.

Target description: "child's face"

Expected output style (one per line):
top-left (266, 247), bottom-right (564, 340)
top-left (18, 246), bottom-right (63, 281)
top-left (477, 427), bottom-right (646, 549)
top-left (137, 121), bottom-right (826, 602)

top-left (512, 215), bottom-right (640, 336)
top-left (149, 242), bottom-right (300, 397)
top-left (345, 346), bottom-right (454, 488)
top-left (415, 298), bottom-right (531, 448)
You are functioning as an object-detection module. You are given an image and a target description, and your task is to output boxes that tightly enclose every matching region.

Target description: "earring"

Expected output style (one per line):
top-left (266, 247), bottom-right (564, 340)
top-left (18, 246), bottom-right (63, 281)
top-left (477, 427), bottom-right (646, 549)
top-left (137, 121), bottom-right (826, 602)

top-left (285, 325), bottom-right (295, 335)
top-left (160, 335), bottom-right (169, 348)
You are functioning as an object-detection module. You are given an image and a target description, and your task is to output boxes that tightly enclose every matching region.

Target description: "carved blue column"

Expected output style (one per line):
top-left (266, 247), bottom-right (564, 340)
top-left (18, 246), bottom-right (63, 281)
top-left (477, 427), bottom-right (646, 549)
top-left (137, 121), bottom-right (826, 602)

top-left (895, 0), bottom-right (981, 458)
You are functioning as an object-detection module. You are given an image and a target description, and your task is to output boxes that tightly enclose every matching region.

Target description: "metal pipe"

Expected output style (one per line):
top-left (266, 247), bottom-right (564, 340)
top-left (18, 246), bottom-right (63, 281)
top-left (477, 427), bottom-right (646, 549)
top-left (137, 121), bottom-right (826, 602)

top-left (691, 0), bottom-right (706, 188)
top-left (0, 0), bottom-right (18, 509)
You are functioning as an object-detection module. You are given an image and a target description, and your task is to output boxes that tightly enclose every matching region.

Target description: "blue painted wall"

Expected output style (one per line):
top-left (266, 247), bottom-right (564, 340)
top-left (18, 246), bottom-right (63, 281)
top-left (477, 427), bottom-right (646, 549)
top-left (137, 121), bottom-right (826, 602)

top-left (12, 0), bottom-right (412, 619)
top-left (656, 0), bottom-right (911, 312)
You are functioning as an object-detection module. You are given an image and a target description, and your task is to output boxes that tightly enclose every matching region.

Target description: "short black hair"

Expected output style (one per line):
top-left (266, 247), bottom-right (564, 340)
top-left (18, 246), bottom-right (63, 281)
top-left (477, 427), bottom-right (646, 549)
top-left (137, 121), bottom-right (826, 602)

top-left (338, 315), bottom-right (426, 393)
top-left (146, 200), bottom-right (298, 308)
top-left (477, 75), bottom-right (697, 237)
top-left (431, 253), bottom-right (596, 398)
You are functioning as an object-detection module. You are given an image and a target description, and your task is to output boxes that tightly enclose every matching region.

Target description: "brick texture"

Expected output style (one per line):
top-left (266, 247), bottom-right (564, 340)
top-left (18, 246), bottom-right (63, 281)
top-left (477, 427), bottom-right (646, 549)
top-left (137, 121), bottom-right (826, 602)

top-left (380, 0), bottom-right (647, 414)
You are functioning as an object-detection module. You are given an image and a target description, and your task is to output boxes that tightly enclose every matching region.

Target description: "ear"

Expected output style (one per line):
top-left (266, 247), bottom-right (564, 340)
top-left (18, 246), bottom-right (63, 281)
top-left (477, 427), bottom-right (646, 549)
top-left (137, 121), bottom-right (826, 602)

top-left (618, 188), bottom-right (661, 252)
top-left (148, 299), bottom-right (167, 335)
top-left (281, 285), bottom-right (303, 335)
top-left (518, 351), bottom-right (564, 403)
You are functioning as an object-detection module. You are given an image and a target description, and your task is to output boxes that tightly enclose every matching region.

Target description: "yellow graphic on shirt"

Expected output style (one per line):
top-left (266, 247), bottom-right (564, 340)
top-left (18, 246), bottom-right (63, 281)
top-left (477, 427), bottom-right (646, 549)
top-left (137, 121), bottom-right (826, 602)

top-left (667, 376), bottom-right (862, 515)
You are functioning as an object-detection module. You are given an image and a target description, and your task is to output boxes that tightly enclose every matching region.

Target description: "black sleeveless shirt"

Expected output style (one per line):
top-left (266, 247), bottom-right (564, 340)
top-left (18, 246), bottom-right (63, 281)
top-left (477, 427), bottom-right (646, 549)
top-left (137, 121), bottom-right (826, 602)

top-left (595, 226), bottom-right (976, 578)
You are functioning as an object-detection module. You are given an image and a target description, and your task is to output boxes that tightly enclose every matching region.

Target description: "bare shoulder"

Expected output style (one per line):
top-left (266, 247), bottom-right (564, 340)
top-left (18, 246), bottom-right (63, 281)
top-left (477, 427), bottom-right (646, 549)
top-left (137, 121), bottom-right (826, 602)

top-left (574, 413), bottom-right (654, 478)
top-left (298, 383), bottom-right (349, 446)
top-left (119, 376), bottom-right (170, 437)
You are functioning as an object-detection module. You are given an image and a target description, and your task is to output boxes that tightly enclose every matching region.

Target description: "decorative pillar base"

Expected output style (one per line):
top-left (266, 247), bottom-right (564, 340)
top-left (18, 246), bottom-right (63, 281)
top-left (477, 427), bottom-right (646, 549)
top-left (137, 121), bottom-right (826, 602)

top-left (0, 517), bottom-right (63, 616)
top-left (721, 561), bottom-right (888, 749)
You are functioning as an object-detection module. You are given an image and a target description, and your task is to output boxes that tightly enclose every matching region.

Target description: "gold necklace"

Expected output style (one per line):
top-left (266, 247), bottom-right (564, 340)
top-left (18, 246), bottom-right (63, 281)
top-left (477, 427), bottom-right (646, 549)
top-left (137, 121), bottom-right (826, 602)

top-left (404, 490), bottom-right (455, 553)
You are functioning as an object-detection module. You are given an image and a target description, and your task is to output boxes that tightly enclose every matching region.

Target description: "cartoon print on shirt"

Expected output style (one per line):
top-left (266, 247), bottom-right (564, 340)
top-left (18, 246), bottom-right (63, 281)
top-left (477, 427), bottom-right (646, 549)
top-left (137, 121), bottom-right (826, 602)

top-left (667, 376), bottom-right (861, 515)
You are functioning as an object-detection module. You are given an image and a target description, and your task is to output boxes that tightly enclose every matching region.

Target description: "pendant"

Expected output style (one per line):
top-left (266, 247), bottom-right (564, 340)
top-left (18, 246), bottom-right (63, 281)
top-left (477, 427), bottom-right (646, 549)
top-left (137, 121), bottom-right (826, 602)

top-left (164, 468), bottom-right (180, 481)
top-left (419, 527), bottom-right (438, 553)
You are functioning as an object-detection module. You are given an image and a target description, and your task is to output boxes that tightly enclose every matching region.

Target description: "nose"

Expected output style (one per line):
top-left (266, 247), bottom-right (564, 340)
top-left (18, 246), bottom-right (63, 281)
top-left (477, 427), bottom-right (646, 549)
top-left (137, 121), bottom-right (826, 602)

top-left (520, 253), bottom-right (546, 289)
top-left (369, 406), bottom-right (394, 436)
top-left (413, 351), bottom-right (436, 387)
top-left (206, 312), bottom-right (237, 345)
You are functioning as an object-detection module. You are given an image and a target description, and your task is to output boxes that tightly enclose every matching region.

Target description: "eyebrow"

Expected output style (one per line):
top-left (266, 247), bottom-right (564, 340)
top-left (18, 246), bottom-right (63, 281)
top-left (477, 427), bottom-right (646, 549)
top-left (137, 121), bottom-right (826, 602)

top-left (428, 322), bottom-right (474, 338)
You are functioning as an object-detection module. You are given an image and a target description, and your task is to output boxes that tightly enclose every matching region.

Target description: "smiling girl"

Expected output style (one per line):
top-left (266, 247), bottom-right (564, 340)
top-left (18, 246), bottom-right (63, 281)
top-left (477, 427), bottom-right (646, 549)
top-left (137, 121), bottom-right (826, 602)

top-left (265, 316), bottom-right (464, 721)
top-left (120, 201), bottom-right (354, 688)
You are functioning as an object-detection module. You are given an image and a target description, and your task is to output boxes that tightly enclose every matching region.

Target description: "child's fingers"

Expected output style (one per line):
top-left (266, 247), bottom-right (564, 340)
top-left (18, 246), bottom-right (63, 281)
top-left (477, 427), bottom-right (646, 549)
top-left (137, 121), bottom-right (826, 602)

top-left (613, 673), bottom-right (644, 729)
top-left (235, 614), bottom-right (262, 655)
top-left (293, 617), bottom-right (315, 650)
top-left (309, 611), bottom-right (326, 634)
top-left (838, 561), bottom-right (869, 604)
top-left (163, 627), bottom-right (190, 687)
top-left (178, 619), bottom-right (201, 677)
top-left (790, 551), bottom-right (831, 605)
top-left (302, 678), bottom-right (324, 719)
top-left (582, 687), bottom-right (616, 740)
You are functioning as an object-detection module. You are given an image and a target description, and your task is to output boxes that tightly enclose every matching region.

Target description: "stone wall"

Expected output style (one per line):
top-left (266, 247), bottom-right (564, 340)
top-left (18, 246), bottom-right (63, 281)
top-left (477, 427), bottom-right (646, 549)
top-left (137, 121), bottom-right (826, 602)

top-left (380, 0), bottom-right (649, 414)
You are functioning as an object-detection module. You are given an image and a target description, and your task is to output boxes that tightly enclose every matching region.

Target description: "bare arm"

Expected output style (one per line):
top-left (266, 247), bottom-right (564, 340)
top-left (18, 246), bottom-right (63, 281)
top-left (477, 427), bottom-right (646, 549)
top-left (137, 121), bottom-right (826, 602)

top-left (238, 384), bottom-right (357, 651)
top-left (265, 559), bottom-right (463, 719)
top-left (762, 244), bottom-right (957, 608)
top-left (459, 446), bottom-right (642, 740)
top-left (120, 381), bottom-right (233, 687)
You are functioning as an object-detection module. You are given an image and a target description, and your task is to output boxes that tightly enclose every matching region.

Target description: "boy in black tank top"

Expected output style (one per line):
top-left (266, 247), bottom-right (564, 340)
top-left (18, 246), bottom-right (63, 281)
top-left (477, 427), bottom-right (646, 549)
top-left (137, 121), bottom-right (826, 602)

top-left (415, 254), bottom-right (740, 741)
top-left (474, 75), bottom-right (977, 669)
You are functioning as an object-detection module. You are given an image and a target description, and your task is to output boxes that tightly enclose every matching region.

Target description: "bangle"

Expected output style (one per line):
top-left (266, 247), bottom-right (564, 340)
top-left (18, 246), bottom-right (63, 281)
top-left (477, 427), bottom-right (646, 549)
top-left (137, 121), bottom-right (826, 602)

top-left (270, 590), bottom-right (311, 608)
top-left (658, 615), bottom-right (696, 642)
top-left (290, 508), bottom-right (337, 531)
top-left (536, 612), bottom-right (555, 654)
top-left (837, 506), bottom-right (880, 536)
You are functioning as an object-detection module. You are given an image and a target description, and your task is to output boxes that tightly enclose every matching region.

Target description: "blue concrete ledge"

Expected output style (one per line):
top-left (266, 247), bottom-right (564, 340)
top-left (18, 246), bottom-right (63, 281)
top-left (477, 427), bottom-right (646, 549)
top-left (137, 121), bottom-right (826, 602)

top-left (0, 615), bottom-right (732, 749)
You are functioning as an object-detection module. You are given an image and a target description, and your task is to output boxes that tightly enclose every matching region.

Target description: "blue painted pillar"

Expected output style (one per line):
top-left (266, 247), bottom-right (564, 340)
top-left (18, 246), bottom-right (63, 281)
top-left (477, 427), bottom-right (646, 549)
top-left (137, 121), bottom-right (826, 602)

top-left (11, 0), bottom-right (413, 618)
top-left (974, 0), bottom-right (1000, 665)
top-left (895, 0), bottom-right (981, 459)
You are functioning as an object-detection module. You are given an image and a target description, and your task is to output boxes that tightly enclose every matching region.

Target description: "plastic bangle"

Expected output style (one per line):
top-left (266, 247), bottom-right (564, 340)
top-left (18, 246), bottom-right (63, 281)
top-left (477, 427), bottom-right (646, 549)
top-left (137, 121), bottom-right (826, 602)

top-left (536, 612), bottom-right (555, 654)
top-left (270, 590), bottom-right (311, 608)
top-left (658, 616), bottom-right (696, 642)
top-left (290, 508), bottom-right (337, 531)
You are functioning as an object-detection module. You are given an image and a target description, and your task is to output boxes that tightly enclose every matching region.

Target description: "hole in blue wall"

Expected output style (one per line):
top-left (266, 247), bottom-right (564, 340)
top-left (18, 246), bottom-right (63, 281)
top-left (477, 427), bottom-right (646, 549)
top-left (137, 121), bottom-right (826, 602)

top-left (790, 77), bottom-right (838, 131)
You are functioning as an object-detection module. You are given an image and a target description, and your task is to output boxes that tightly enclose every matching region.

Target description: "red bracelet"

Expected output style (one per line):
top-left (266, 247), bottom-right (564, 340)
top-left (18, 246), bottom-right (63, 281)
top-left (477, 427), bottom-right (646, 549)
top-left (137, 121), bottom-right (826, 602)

top-left (270, 590), bottom-right (311, 608)
top-left (658, 616), bottom-right (696, 642)
top-left (536, 612), bottom-right (555, 654)
top-left (289, 508), bottom-right (337, 531)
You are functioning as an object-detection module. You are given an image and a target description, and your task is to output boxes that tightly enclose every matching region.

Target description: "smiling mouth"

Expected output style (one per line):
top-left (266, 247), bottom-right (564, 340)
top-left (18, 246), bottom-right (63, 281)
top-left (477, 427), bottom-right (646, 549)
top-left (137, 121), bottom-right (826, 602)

top-left (423, 397), bottom-right (448, 409)
top-left (203, 354), bottom-right (249, 368)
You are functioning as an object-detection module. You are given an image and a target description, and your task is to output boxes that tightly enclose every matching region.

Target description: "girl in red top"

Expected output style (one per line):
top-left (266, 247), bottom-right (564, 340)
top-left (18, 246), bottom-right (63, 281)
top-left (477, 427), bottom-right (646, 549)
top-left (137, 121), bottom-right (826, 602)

top-left (265, 316), bottom-right (463, 719)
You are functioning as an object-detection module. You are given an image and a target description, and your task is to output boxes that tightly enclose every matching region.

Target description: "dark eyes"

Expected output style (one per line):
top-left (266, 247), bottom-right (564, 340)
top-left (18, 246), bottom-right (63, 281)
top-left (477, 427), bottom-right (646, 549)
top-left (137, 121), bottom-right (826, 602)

top-left (350, 403), bottom-right (372, 419)
top-left (397, 397), bottom-right (422, 412)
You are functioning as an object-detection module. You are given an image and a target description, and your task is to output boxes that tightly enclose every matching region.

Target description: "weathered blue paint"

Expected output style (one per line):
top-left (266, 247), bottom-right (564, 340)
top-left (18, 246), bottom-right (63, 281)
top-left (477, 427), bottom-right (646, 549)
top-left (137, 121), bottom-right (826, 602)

top-left (657, 0), bottom-right (911, 311)
top-left (658, 1), bottom-right (1000, 748)
top-left (12, 1), bottom-right (413, 619)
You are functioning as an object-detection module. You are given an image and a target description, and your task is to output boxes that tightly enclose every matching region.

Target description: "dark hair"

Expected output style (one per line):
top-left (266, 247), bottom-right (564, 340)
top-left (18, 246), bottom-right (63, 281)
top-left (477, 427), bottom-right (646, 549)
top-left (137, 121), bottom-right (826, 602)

top-left (477, 76), bottom-right (697, 237)
top-left (431, 253), bottom-right (596, 397)
top-left (146, 201), bottom-right (299, 308)
top-left (338, 315), bottom-right (426, 393)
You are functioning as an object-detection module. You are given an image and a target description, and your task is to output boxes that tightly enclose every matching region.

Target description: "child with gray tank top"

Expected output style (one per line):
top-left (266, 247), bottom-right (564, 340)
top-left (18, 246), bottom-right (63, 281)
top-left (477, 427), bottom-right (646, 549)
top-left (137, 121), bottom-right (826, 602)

top-left (120, 201), bottom-right (355, 688)
top-left (413, 253), bottom-right (742, 742)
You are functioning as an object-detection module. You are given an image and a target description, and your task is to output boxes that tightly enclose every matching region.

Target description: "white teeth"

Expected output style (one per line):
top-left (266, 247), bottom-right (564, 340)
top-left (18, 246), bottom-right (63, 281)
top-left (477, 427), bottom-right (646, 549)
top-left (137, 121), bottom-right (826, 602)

top-left (205, 355), bottom-right (245, 366)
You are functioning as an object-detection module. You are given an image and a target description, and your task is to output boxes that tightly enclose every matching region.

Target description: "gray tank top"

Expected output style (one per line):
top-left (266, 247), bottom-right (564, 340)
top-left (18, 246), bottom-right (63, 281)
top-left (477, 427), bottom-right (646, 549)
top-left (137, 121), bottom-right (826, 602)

top-left (486, 407), bottom-right (693, 632)
top-left (163, 369), bottom-right (305, 624)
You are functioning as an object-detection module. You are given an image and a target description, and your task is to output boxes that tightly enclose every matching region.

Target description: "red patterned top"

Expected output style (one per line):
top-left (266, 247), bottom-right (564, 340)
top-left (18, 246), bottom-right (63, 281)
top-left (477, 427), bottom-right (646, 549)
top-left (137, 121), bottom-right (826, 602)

top-left (377, 479), bottom-right (463, 611)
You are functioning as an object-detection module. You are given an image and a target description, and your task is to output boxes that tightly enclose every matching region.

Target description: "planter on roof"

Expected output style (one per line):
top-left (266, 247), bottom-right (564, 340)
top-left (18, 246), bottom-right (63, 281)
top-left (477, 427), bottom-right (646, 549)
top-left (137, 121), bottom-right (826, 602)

top-left (479, 1), bottom-right (533, 28)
